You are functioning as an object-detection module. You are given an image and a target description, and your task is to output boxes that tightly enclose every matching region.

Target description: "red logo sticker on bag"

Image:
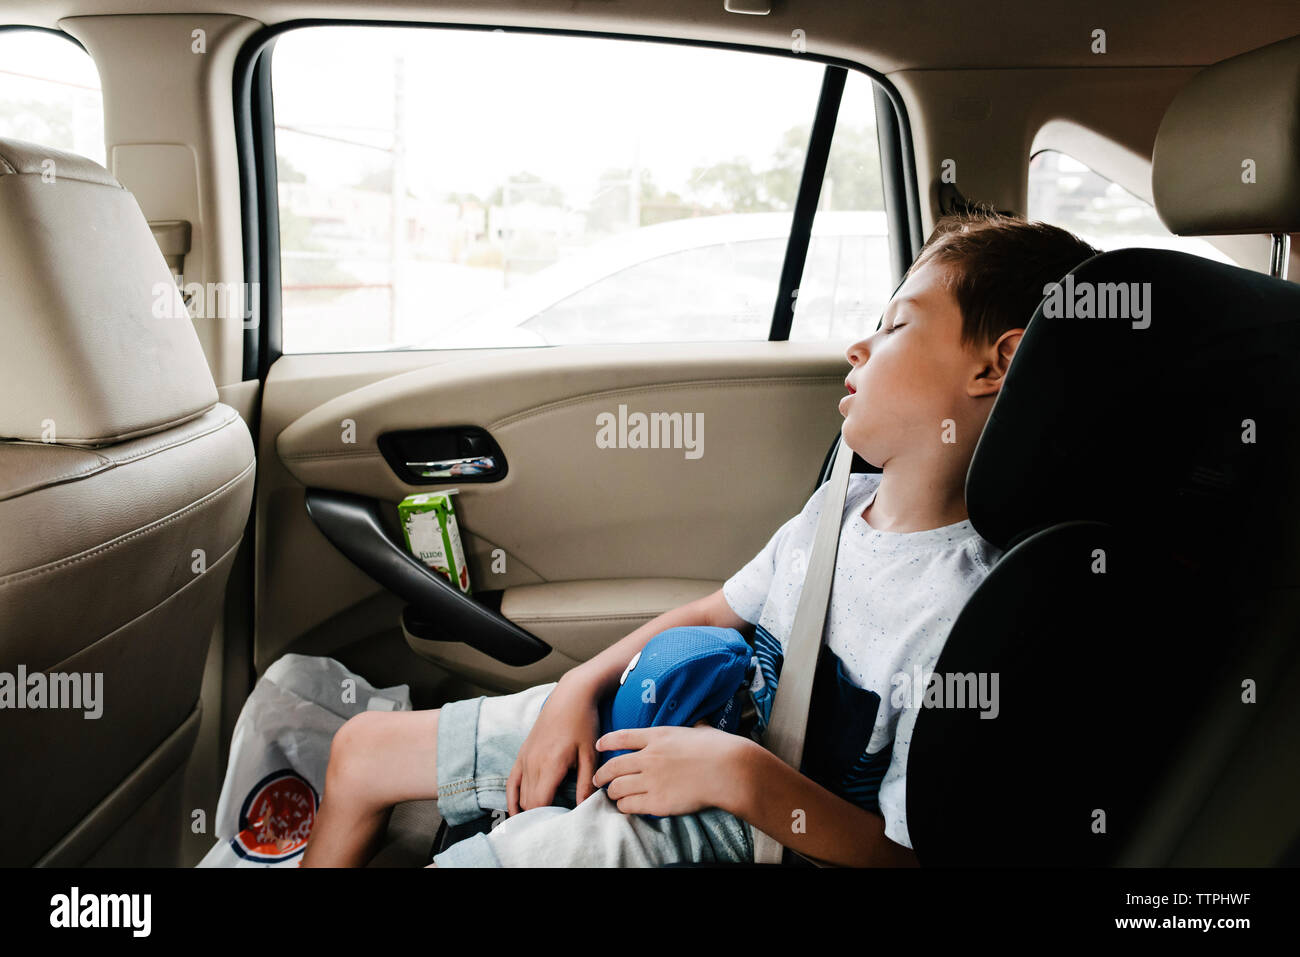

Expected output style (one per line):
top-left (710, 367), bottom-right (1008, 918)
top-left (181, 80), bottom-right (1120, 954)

top-left (231, 769), bottom-right (318, 863)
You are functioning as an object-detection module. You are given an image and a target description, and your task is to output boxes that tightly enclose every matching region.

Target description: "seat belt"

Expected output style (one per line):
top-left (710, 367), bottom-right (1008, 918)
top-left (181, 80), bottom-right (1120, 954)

top-left (751, 431), bottom-right (856, 866)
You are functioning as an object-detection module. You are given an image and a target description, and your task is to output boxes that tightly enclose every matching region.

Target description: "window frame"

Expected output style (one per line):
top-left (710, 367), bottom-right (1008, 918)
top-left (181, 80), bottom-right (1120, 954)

top-left (0, 24), bottom-right (90, 52)
top-left (233, 18), bottom-right (921, 378)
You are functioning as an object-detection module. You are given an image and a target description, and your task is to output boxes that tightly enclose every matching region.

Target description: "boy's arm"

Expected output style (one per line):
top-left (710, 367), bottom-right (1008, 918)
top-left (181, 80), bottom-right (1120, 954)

top-left (563, 587), bottom-right (751, 699)
top-left (722, 740), bottom-right (919, 868)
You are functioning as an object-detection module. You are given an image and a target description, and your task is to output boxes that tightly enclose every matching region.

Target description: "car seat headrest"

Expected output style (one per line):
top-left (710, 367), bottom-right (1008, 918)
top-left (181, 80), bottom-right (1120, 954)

top-left (966, 247), bottom-right (1300, 556)
top-left (1152, 33), bottom-right (1300, 236)
top-left (0, 137), bottom-right (218, 447)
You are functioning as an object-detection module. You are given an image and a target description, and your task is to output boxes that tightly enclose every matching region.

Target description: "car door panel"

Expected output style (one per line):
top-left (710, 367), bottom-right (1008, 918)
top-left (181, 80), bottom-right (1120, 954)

top-left (405, 577), bottom-right (722, 692)
top-left (257, 341), bottom-right (847, 693)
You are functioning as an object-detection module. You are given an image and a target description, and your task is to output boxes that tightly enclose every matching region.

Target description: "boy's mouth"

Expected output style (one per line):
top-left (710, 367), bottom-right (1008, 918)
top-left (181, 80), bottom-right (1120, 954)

top-left (844, 378), bottom-right (856, 394)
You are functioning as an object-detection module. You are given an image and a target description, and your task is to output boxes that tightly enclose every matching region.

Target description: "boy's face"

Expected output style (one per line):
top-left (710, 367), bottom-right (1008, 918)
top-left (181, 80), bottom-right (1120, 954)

top-left (839, 259), bottom-right (1015, 467)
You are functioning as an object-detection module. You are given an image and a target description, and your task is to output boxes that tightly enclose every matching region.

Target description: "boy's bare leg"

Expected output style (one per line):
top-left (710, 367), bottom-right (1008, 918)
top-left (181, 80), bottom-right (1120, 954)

top-left (301, 708), bottom-right (442, 867)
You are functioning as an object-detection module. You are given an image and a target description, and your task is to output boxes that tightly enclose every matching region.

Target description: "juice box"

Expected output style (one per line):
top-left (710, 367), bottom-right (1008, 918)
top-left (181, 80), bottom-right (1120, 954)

top-left (397, 489), bottom-right (471, 595)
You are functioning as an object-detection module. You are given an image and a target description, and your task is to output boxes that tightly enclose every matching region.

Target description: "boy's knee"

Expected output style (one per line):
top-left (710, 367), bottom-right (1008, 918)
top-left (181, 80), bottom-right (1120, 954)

top-left (326, 711), bottom-right (387, 797)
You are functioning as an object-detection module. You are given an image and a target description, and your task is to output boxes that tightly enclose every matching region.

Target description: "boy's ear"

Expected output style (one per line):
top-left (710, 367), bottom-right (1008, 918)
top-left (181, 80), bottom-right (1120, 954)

top-left (969, 329), bottom-right (1024, 397)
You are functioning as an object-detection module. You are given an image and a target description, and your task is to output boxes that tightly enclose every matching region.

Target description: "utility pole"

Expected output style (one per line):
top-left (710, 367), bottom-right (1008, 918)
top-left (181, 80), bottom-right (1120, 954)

top-left (389, 54), bottom-right (406, 345)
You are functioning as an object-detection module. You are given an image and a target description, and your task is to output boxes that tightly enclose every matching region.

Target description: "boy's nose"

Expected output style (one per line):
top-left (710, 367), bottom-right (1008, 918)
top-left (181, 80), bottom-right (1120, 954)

top-left (846, 339), bottom-right (870, 366)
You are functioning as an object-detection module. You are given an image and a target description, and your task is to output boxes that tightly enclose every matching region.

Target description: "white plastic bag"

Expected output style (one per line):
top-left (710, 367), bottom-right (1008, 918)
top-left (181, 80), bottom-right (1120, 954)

top-left (197, 653), bottom-right (411, 867)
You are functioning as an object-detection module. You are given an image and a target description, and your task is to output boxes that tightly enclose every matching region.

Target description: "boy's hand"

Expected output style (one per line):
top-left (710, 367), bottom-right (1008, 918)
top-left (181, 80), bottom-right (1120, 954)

top-left (592, 722), bottom-right (755, 817)
top-left (507, 673), bottom-right (603, 815)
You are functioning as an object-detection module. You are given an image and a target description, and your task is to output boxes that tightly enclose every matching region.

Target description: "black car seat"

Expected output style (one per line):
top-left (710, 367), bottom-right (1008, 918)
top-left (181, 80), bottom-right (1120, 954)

top-left (906, 33), bottom-right (1300, 866)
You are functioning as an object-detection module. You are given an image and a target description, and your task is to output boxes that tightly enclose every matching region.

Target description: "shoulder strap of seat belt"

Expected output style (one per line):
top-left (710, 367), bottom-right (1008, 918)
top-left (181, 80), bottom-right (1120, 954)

top-left (751, 432), bottom-right (855, 866)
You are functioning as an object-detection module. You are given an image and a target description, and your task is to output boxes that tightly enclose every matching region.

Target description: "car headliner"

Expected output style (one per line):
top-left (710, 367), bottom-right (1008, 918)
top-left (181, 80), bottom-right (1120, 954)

top-left (0, 1), bottom-right (1295, 75)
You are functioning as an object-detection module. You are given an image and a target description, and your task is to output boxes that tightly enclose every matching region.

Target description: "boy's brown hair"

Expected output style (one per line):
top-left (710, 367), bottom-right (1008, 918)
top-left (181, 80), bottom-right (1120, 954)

top-left (906, 208), bottom-right (1101, 349)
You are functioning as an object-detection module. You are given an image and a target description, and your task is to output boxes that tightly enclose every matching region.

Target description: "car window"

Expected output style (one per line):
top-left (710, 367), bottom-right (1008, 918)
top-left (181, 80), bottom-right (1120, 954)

top-left (1028, 149), bottom-right (1236, 265)
top-left (270, 26), bottom-right (888, 353)
top-left (0, 29), bottom-right (104, 165)
top-left (790, 69), bottom-right (893, 342)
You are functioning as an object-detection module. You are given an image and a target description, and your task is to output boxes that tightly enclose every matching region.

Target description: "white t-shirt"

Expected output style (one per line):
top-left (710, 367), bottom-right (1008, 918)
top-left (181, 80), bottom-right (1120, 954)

top-left (722, 471), bottom-right (1002, 849)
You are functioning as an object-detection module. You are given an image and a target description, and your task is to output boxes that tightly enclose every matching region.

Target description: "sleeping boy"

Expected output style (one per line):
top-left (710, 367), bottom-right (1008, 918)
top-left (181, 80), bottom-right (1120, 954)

top-left (300, 211), bottom-right (1100, 867)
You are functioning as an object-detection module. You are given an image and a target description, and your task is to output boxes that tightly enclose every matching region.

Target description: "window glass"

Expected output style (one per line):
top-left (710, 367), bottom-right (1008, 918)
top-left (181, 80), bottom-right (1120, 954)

top-left (271, 27), bottom-right (840, 352)
top-left (0, 29), bottom-right (105, 164)
top-left (1028, 149), bottom-right (1235, 265)
top-left (521, 233), bottom-right (787, 346)
top-left (790, 70), bottom-right (893, 342)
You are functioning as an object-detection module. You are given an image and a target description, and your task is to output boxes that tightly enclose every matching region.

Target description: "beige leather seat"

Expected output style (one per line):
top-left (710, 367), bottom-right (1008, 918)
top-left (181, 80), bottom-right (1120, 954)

top-left (0, 138), bottom-right (255, 866)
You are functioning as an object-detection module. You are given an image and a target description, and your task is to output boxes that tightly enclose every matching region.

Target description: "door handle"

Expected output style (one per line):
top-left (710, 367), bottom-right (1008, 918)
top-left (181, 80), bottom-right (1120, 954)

top-left (404, 454), bottom-right (497, 478)
top-left (378, 426), bottom-right (507, 484)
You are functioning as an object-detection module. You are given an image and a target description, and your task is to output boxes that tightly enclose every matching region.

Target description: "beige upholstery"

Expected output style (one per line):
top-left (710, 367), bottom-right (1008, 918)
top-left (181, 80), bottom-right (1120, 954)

top-left (1152, 33), bottom-right (1300, 236)
top-left (0, 138), bottom-right (218, 446)
top-left (500, 578), bottom-right (721, 662)
top-left (0, 137), bottom-right (255, 866)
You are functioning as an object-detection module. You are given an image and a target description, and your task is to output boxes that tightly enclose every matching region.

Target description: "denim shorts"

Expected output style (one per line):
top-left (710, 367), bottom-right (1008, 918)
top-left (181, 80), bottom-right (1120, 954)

top-left (431, 681), bottom-right (754, 867)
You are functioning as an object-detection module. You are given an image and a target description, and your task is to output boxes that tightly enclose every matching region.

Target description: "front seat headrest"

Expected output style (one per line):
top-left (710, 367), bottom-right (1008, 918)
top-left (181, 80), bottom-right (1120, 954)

top-left (966, 247), bottom-right (1300, 555)
top-left (0, 137), bottom-right (218, 447)
top-left (1152, 33), bottom-right (1300, 236)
